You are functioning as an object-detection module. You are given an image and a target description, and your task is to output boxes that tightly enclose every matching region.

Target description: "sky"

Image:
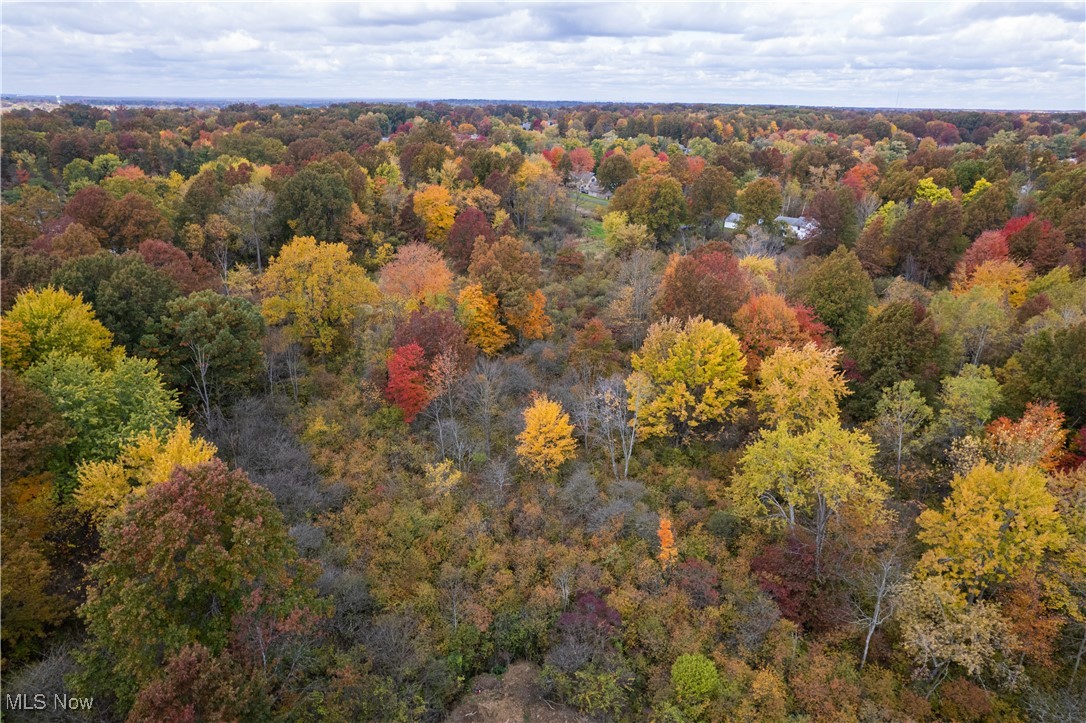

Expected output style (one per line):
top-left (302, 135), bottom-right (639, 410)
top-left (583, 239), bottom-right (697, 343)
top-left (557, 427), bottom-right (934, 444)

top-left (2, 1), bottom-right (1084, 111)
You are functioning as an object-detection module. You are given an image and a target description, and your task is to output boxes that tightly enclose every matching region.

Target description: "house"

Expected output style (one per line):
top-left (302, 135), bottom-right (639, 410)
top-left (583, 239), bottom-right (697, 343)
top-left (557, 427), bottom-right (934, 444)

top-left (722, 213), bottom-right (816, 240)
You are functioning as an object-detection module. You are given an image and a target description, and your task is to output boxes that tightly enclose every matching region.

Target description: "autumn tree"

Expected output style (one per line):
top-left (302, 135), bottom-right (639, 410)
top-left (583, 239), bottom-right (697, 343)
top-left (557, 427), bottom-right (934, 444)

top-left (392, 308), bottom-right (475, 371)
top-left (630, 316), bottom-right (747, 441)
top-left (260, 236), bottom-right (378, 355)
top-left (754, 343), bottom-right (849, 432)
top-left (385, 343), bottom-right (429, 423)
top-left (596, 151), bottom-right (636, 192)
top-left (76, 460), bottom-right (322, 713)
top-left (602, 211), bottom-right (652, 255)
top-left (917, 463), bottom-right (1067, 600)
top-left (655, 243), bottom-right (752, 324)
top-left (732, 294), bottom-right (824, 373)
top-left (657, 516), bottom-right (678, 570)
top-left (3, 285), bottom-right (114, 370)
top-left (136, 239), bottom-right (218, 295)
top-left (732, 418), bottom-right (887, 577)
top-left (516, 393), bottom-right (577, 473)
top-left (468, 233), bottom-right (542, 327)
top-left (456, 283), bottom-right (512, 356)
top-left (413, 184), bottom-right (457, 245)
top-left (73, 419), bottom-right (217, 523)
top-left (25, 353), bottom-right (178, 483)
top-left (445, 206), bottom-right (495, 273)
top-left (1000, 322), bottom-right (1086, 426)
top-left (378, 242), bottom-right (453, 308)
top-left (687, 165), bottom-right (737, 235)
top-left (985, 402), bottom-right (1066, 471)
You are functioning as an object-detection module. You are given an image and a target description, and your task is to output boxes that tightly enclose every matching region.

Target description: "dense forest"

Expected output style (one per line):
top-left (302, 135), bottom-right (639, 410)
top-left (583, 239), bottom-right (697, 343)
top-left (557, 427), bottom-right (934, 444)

top-left (2, 99), bottom-right (1085, 722)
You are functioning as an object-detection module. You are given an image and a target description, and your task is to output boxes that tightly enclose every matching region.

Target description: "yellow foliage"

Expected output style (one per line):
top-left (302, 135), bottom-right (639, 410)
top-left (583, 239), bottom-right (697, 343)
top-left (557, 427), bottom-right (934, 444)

top-left (74, 420), bottom-right (217, 523)
top-left (754, 344), bottom-right (849, 431)
top-left (629, 316), bottom-right (747, 441)
top-left (456, 283), bottom-right (512, 355)
top-left (516, 394), bottom-right (577, 473)
top-left (4, 286), bottom-right (114, 369)
top-left (424, 460), bottom-right (462, 497)
top-left (917, 463), bottom-right (1067, 598)
top-left (954, 258), bottom-right (1031, 308)
top-left (413, 184), bottom-right (457, 245)
top-left (506, 289), bottom-right (553, 341)
top-left (260, 235), bottom-right (379, 355)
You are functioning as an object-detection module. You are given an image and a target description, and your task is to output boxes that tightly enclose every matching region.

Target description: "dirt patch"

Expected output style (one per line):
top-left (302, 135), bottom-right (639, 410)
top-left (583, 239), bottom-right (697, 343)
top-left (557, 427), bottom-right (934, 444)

top-left (447, 662), bottom-right (590, 723)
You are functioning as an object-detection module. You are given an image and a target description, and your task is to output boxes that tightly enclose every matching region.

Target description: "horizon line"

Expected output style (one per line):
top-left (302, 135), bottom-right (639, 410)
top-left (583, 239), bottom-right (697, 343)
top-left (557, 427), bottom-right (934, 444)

top-left (2, 92), bottom-right (1080, 115)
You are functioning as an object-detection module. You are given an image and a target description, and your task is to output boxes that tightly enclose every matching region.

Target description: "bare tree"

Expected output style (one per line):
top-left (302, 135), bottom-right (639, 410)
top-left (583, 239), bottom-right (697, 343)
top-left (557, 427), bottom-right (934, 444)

top-left (848, 547), bottom-right (903, 669)
top-left (223, 184), bottom-right (275, 272)
top-left (465, 357), bottom-right (506, 459)
top-left (592, 375), bottom-right (641, 481)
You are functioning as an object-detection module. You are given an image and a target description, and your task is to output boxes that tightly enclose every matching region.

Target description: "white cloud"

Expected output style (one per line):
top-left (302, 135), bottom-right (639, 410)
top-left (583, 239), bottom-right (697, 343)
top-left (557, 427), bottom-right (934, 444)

top-left (0, 1), bottom-right (1082, 110)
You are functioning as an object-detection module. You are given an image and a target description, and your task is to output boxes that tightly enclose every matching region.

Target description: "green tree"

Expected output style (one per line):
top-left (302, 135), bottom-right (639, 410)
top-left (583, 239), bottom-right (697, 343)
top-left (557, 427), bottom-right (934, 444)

top-left (671, 653), bottom-right (721, 720)
top-left (610, 175), bottom-right (687, 241)
top-left (737, 176), bottom-right (783, 229)
top-left (793, 246), bottom-right (874, 344)
top-left (52, 252), bottom-right (180, 352)
top-left (24, 354), bottom-right (178, 486)
top-left (1000, 322), bottom-right (1086, 426)
top-left (596, 152), bottom-right (636, 192)
top-left (629, 316), bottom-right (747, 441)
top-left (274, 160), bottom-right (354, 243)
top-left (141, 291), bottom-right (265, 420)
top-left (934, 364), bottom-right (1002, 441)
top-left (847, 301), bottom-right (942, 419)
top-left (868, 380), bottom-right (933, 483)
top-left (76, 459), bottom-right (322, 713)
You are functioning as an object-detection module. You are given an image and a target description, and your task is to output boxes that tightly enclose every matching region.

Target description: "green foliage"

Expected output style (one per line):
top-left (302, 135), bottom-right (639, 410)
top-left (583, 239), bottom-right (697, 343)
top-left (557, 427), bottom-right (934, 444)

top-left (141, 290), bottom-right (265, 416)
top-left (24, 354), bottom-right (178, 485)
top-left (793, 246), bottom-right (874, 344)
top-left (671, 653), bottom-right (721, 717)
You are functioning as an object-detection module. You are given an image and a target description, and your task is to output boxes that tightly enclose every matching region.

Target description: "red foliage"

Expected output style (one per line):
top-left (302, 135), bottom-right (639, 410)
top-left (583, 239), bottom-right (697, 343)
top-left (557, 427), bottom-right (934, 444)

top-left (384, 343), bottom-right (429, 423)
top-left (953, 230), bottom-right (1009, 283)
top-left (673, 559), bottom-right (720, 609)
top-left (1002, 214), bottom-right (1067, 272)
top-left (655, 242), bottom-right (752, 324)
top-left (137, 239), bottom-right (219, 294)
top-left (445, 206), bottom-right (496, 273)
top-left (391, 310), bottom-right (475, 370)
top-left (750, 537), bottom-right (848, 634)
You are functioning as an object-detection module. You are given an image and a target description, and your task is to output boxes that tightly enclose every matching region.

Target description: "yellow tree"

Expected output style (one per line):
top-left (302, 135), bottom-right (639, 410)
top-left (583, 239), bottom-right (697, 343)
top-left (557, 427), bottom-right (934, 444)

top-left (3, 286), bottom-right (114, 370)
top-left (753, 343), bottom-right (848, 432)
top-left (412, 184), bottom-right (457, 245)
top-left (917, 462), bottom-right (1067, 600)
top-left (260, 236), bottom-right (378, 355)
top-left (732, 418), bottom-right (887, 577)
top-left (628, 316), bottom-right (746, 441)
top-left (74, 419), bottom-right (217, 524)
top-left (516, 393), bottom-right (577, 474)
top-left (456, 283), bottom-right (512, 356)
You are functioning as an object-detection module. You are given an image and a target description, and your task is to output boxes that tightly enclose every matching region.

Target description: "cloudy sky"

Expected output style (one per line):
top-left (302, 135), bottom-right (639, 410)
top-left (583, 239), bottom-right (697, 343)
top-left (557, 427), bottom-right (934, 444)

top-left (3, 1), bottom-right (1084, 110)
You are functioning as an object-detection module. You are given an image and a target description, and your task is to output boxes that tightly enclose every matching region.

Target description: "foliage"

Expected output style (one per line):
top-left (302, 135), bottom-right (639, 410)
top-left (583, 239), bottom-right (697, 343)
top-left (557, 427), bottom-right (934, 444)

top-left (3, 285), bottom-right (114, 370)
top-left (76, 460), bottom-right (323, 712)
top-left (516, 393), bottom-right (577, 473)
top-left (385, 343), bottom-right (429, 423)
top-left (260, 235), bottom-right (378, 355)
top-left (655, 243), bottom-right (752, 324)
top-left (793, 246), bottom-right (874, 343)
top-left (917, 463), bottom-right (1067, 599)
top-left (754, 343), bottom-right (848, 432)
top-left (456, 283), bottom-right (512, 355)
top-left (74, 419), bottom-right (217, 523)
top-left (630, 316), bottom-right (746, 441)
